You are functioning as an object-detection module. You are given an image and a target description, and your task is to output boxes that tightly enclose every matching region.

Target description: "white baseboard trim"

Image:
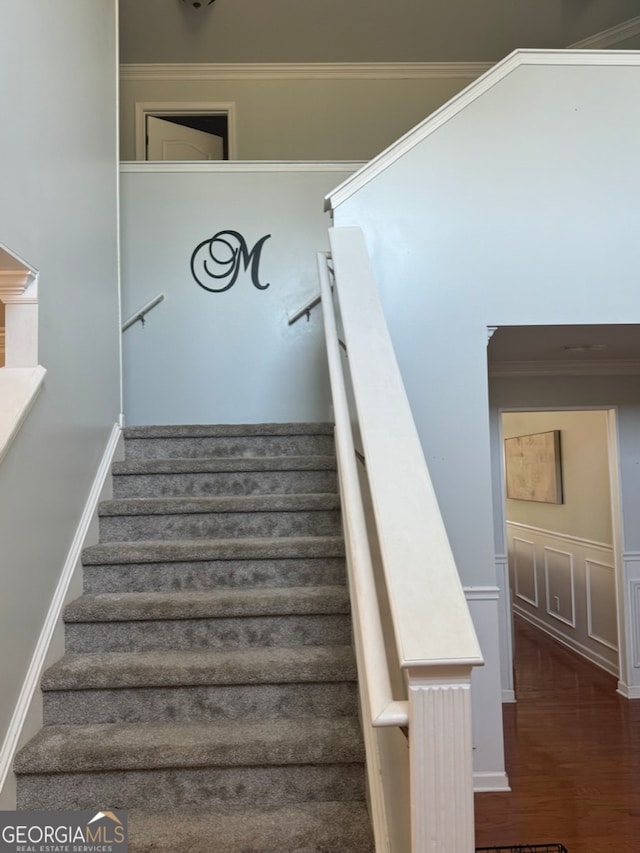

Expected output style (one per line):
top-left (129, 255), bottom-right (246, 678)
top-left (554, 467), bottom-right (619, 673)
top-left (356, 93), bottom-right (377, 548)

top-left (502, 689), bottom-right (516, 703)
top-left (514, 607), bottom-right (619, 678)
top-left (0, 423), bottom-right (121, 801)
top-left (617, 681), bottom-right (640, 700)
top-left (473, 771), bottom-right (511, 793)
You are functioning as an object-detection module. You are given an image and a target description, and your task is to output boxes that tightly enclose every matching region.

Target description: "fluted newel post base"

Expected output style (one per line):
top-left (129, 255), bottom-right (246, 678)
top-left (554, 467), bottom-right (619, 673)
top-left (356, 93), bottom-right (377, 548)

top-left (408, 665), bottom-right (475, 853)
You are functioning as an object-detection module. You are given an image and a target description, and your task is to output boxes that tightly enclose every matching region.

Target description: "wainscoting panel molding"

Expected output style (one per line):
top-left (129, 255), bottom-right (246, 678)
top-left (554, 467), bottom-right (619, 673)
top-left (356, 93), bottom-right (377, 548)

top-left (630, 578), bottom-right (640, 670)
top-left (585, 559), bottom-right (617, 651)
top-left (544, 547), bottom-right (575, 628)
top-left (507, 522), bottom-right (617, 677)
top-left (513, 537), bottom-right (537, 607)
top-left (611, 553), bottom-right (640, 698)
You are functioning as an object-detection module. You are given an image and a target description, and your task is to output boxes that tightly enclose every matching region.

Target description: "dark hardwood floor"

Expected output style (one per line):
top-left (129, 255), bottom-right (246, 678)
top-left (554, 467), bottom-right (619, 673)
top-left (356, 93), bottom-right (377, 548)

top-left (474, 617), bottom-right (640, 853)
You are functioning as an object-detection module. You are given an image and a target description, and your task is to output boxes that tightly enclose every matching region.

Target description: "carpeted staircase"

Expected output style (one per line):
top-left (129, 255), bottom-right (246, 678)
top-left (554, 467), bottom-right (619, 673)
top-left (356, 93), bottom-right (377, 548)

top-left (14, 423), bottom-right (374, 852)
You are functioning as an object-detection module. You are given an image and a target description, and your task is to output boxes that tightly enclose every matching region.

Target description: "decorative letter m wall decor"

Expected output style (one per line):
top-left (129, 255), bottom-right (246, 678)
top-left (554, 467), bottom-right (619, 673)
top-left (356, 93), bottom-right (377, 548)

top-left (190, 230), bottom-right (271, 293)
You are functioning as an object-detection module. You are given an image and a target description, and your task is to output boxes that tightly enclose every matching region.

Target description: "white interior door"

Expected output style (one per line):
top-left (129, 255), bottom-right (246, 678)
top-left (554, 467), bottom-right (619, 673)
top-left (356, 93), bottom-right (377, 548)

top-left (146, 116), bottom-right (225, 160)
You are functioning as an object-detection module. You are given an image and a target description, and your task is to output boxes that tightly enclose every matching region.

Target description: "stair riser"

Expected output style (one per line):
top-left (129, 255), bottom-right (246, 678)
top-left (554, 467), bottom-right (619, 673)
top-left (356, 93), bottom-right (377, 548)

top-left (99, 509), bottom-right (341, 542)
top-left (83, 558), bottom-right (347, 594)
top-left (65, 615), bottom-right (352, 653)
top-left (17, 764), bottom-right (367, 810)
top-left (127, 804), bottom-right (374, 853)
top-left (125, 435), bottom-right (335, 460)
top-left (112, 470), bottom-right (338, 499)
top-left (43, 682), bottom-right (358, 725)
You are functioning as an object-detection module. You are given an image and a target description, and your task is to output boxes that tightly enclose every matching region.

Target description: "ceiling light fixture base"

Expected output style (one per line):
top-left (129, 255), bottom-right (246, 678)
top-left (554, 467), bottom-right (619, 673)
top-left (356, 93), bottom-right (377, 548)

top-left (182, 0), bottom-right (215, 9)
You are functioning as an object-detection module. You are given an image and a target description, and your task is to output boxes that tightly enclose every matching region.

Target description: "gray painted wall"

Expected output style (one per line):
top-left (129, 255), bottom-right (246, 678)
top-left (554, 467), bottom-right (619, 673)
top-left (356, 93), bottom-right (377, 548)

top-left (0, 0), bottom-right (120, 769)
top-left (120, 165), bottom-right (355, 425)
top-left (119, 74), bottom-right (479, 161)
top-left (332, 61), bottom-right (640, 587)
top-left (490, 375), bottom-right (640, 556)
top-left (330, 56), bottom-right (640, 783)
top-left (503, 410), bottom-right (612, 545)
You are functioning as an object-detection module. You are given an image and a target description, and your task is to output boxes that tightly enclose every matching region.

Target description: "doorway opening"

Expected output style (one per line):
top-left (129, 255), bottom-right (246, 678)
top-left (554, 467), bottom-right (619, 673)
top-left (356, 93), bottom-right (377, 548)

top-left (500, 408), bottom-right (623, 697)
top-left (134, 102), bottom-right (237, 161)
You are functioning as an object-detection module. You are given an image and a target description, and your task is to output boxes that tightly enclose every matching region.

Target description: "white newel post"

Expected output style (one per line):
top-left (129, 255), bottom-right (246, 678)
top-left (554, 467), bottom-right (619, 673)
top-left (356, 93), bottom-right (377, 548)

top-left (408, 666), bottom-right (476, 853)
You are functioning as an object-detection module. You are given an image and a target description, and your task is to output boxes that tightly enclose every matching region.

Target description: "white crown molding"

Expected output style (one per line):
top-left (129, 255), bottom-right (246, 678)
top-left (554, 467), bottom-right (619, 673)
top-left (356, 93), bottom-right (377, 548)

top-left (0, 270), bottom-right (31, 301)
top-left (489, 358), bottom-right (640, 377)
top-left (568, 15), bottom-right (640, 49)
top-left (325, 49), bottom-right (640, 211)
top-left (120, 61), bottom-right (492, 82)
top-left (120, 160), bottom-right (365, 174)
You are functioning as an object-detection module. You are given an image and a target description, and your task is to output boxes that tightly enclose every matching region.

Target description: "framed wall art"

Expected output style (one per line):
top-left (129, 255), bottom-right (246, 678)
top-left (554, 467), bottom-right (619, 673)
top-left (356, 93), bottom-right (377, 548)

top-left (504, 430), bottom-right (563, 504)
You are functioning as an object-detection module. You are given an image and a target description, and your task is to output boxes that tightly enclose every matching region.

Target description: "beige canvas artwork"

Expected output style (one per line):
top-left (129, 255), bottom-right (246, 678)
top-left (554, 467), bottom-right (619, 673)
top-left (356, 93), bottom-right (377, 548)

top-left (504, 430), bottom-right (563, 504)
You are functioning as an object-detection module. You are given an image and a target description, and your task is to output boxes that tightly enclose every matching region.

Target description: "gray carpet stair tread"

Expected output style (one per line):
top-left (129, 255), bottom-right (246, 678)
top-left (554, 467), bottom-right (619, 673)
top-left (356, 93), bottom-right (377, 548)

top-left (127, 802), bottom-right (374, 853)
top-left (15, 422), bottom-right (372, 848)
top-left (63, 587), bottom-right (350, 622)
top-left (41, 645), bottom-right (357, 690)
top-left (123, 423), bottom-right (334, 439)
top-left (14, 717), bottom-right (365, 774)
top-left (82, 536), bottom-right (345, 565)
top-left (99, 493), bottom-right (340, 517)
top-left (113, 455), bottom-right (337, 475)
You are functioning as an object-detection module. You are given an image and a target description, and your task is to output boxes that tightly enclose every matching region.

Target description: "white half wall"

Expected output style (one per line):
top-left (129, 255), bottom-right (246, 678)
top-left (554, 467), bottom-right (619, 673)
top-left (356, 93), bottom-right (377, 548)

top-left (465, 587), bottom-right (509, 790)
top-left (120, 163), bottom-right (358, 425)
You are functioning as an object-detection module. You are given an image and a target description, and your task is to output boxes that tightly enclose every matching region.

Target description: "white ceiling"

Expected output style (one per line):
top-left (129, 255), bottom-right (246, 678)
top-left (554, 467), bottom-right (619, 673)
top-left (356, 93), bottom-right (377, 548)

top-left (119, 0), bottom-right (640, 64)
top-left (488, 324), bottom-right (640, 374)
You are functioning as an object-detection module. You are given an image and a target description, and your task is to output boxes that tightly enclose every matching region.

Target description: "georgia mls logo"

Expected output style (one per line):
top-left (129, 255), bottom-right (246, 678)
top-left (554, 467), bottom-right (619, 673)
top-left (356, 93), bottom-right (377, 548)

top-left (0, 809), bottom-right (127, 852)
top-left (86, 811), bottom-right (125, 842)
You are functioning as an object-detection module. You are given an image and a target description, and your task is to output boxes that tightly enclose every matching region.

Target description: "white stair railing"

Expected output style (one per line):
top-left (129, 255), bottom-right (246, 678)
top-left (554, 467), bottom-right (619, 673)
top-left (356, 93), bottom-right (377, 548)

top-left (319, 226), bottom-right (483, 853)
